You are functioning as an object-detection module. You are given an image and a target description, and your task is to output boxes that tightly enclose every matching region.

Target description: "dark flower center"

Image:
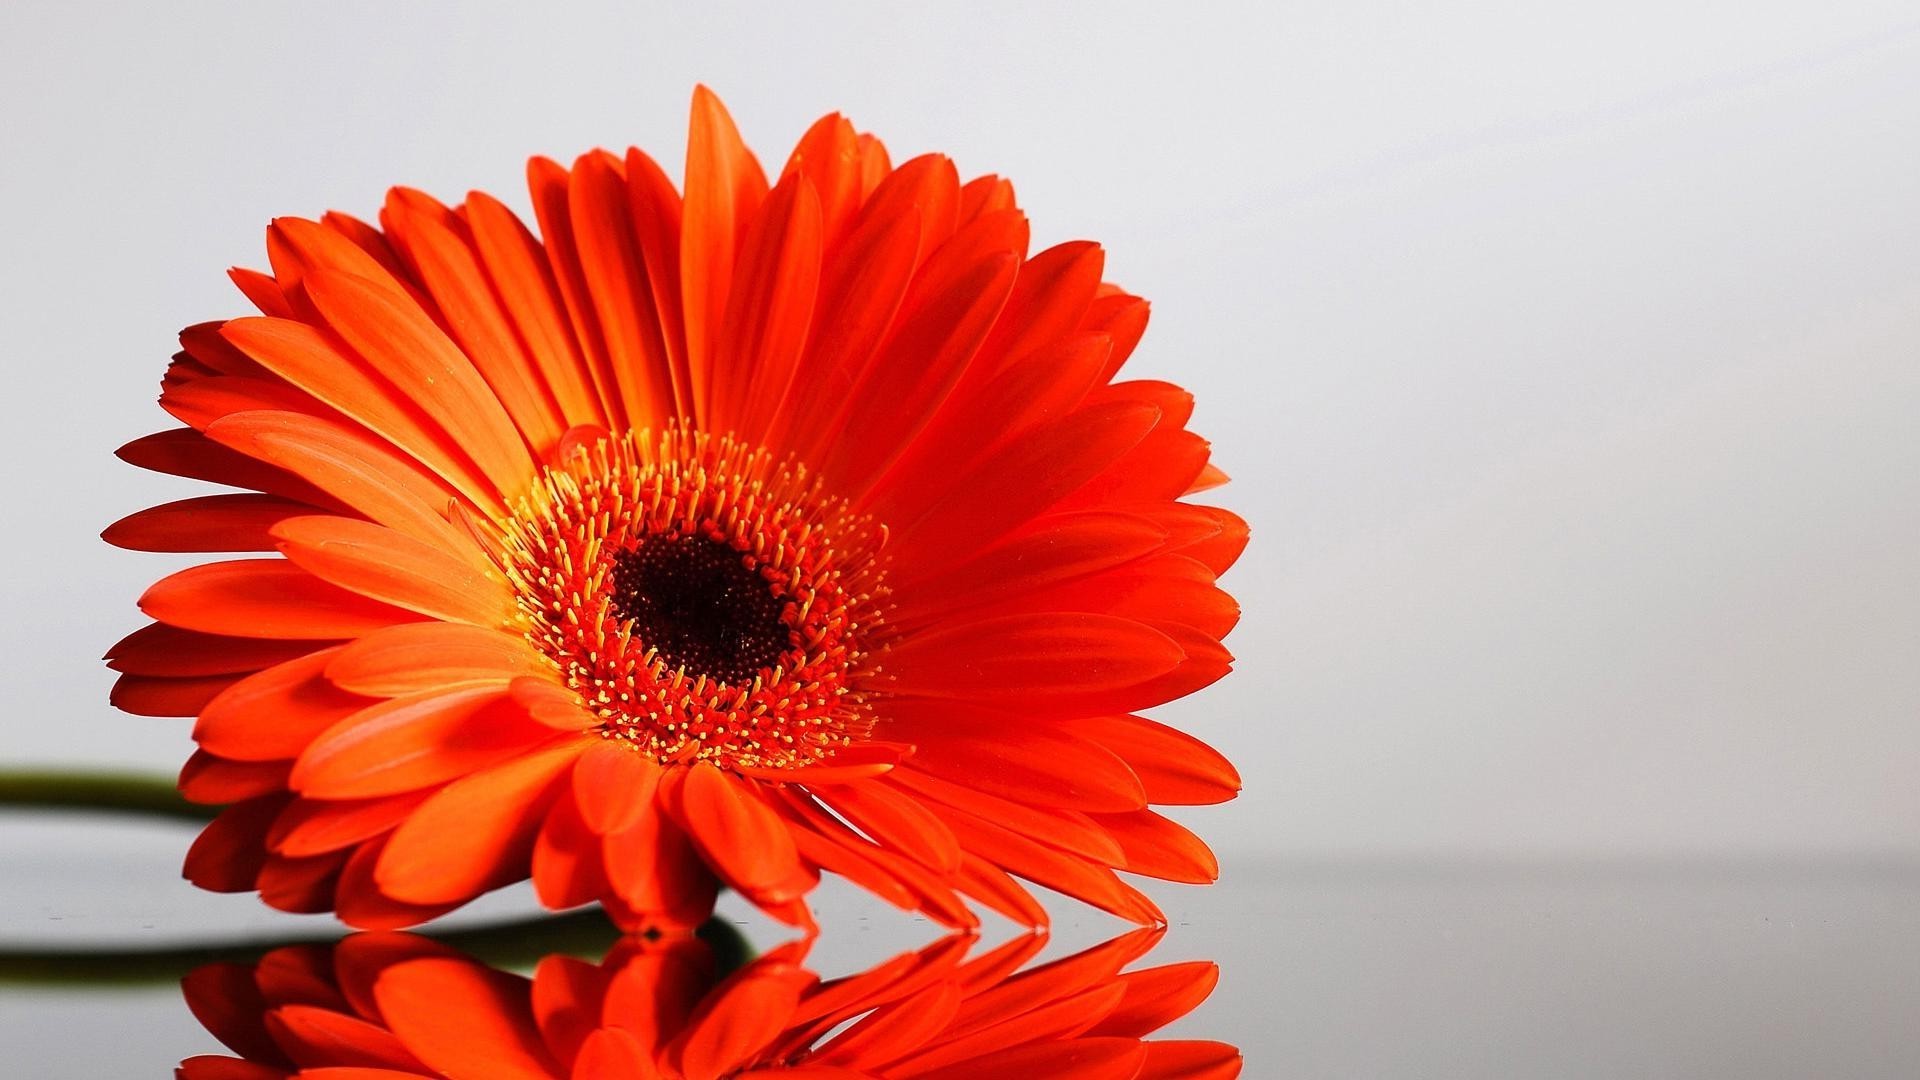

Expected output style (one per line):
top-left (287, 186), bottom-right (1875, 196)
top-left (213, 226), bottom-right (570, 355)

top-left (608, 535), bottom-right (790, 684)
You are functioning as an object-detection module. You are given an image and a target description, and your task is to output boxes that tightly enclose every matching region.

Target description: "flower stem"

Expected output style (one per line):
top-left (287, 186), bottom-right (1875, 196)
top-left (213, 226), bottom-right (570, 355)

top-left (0, 769), bottom-right (215, 822)
top-left (0, 769), bottom-right (755, 985)
top-left (0, 909), bottom-right (751, 985)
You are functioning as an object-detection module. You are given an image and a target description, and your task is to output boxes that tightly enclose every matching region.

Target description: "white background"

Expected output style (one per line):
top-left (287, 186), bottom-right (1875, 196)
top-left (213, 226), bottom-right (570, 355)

top-left (3, 0), bottom-right (1918, 863)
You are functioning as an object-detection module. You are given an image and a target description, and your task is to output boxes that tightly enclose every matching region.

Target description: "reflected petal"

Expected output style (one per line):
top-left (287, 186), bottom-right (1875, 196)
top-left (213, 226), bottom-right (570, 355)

top-left (178, 923), bottom-right (1239, 1078)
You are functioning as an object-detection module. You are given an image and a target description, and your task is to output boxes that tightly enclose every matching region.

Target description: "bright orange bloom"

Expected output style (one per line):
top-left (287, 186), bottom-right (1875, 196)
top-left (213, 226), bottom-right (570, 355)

top-left (109, 87), bottom-right (1245, 931)
top-left (178, 928), bottom-right (1242, 1079)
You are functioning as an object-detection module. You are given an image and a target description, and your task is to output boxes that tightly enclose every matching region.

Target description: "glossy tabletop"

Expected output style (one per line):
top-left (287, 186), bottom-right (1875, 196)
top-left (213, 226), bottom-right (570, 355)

top-left (5, 813), bottom-right (1917, 1077)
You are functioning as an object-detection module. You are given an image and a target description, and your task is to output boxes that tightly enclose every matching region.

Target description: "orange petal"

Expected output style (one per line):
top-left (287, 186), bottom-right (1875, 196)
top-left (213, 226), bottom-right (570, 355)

top-left (811, 982), bottom-right (960, 1070)
top-left (855, 133), bottom-right (894, 198)
top-left (893, 400), bottom-right (1160, 565)
top-left (732, 742), bottom-right (903, 785)
top-left (106, 623), bottom-right (331, 678)
top-left (1137, 1040), bottom-right (1244, 1079)
top-left (1187, 462), bottom-right (1230, 495)
top-left (623, 148), bottom-right (689, 416)
top-left (332, 932), bottom-right (468, 1027)
top-left (179, 752), bottom-right (292, 805)
top-left (1068, 427), bottom-right (1212, 509)
top-left (767, 189), bottom-right (922, 460)
top-left (302, 268), bottom-right (536, 498)
top-left (596, 945), bottom-right (713, 1071)
top-left (1157, 504), bottom-right (1248, 577)
top-left (681, 85), bottom-right (769, 421)
top-left (104, 494), bottom-right (308, 553)
top-left (465, 189), bottom-right (606, 430)
top-left (920, 976), bottom-right (1133, 1057)
top-left (181, 961), bottom-right (282, 1063)
top-left (711, 172), bottom-right (823, 441)
top-left (268, 792), bottom-right (431, 857)
top-left (664, 963), bottom-right (814, 1080)
top-left (772, 788), bottom-right (976, 931)
top-left (374, 741), bottom-right (581, 905)
top-left (178, 317), bottom-right (267, 369)
top-left (195, 647), bottom-right (370, 762)
top-left (887, 762), bottom-right (1126, 865)
top-left (571, 740), bottom-right (662, 835)
top-left (973, 241), bottom-right (1106, 376)
top-left (219, 318), bottom-right (500, 514)
top-left (325, 622), bottom-right (548, 697)
top-left (110, 672), bottom-right (236, 717)
top-left (228, 265), bottom-right (294, 318)
top-left (530, 954), bottom-right (607, 1067)
top-left (117, 427), bottom-right (337, 509)
top-left (855, 154), bottom-right (959, 267)
top-left (781, 112), bottom-right (863, 249)
top-left (1081, 292), bottom-right (1150, 381)
top-left (958, 173), bottom-right (1017, 222)
top-left (869, 333), bottom-right (1111, 524)
top-left (952, 933), bottom-right (1049, 994)
top-left (291, 686), bottom-right (553, 799)
top-left (333, 837), bottom-right (461, 931)
top-left (265, 215), bottom-right (428, 315)
top-left (882, 613), bottom-right (1184, 701)
top-left (998, 555), bottom-right (1237, 640)
top-left (184, 796), bottom-right (284, 892)
top-left (160, 372), bottom-right (327, 431)
top-left (906, 1037), bottom-right (1146, 1080)
top-left (952, 852), bottom-right (1048, 929)
top-left (810, 781), bottom-right (959, 873)
top-left (787, 935), bottom-right (970, 1032)
top-left (142, 559), bottom-right (424, 640)
top-left (665, 764), bottom-right (813, 906)
top-left (374, 957), bottom-right (562, 1079)
top-left (321, 209), bottom-right (417, 287)
top-left (822, 220), bottom-right (1024, 497)
top-left (1086, 810), bottom-right (1219, 884)
top-left (176, 1057), bottom-right (287, 1080)
top-left (572, 1027), bottom-right (661, 1079)
top-left (526, 155), bottom-right (621, 428)
top-left (204, 409), bottom-right (474, 552)
top-left (272, 515), bottom-right (513, 626)
top-left (880, 711), bottom-right (1147, 814)
top-left (933, 803), bottom-right (1159, 925)
top-left (785, 821), bottom-right (918, 915)
top-left (1074, 715), bottom-right (1240, 806)
top-left (1022, 621), bottom-right (1231, 718)
top-left (267, 1003), bottom-right (425, 1072)
top-left (531, 784), bottom-right (612, 910)
top-left (568, 151), bottom-right (677, 426)
top-left (1086, 962), bottom-right (1220, 1038)
top-left (380, 194), bottom-right (568, 453)
top-left (510, 676), bottom-right (599, 732)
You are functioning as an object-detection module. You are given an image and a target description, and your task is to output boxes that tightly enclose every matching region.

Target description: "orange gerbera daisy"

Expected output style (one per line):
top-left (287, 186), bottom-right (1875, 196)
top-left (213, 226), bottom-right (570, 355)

top-left (178, 927), bottom-right (1241, 1079)
top-left (108, 86), bottom-right (1245, 931)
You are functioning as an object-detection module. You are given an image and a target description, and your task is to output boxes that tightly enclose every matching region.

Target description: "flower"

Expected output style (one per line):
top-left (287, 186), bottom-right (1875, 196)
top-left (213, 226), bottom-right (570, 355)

top-left (177, 927), bottom-right (1243, 1079)
top-left (109, 86), bottom-right (1245, 931)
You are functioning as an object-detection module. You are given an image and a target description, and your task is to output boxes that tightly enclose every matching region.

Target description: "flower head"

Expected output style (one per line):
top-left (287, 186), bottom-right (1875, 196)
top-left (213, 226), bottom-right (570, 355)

top-left (109, 87), bottom-right (1246, 931)
top-left (178, 927), bottom-right (1242, 1079)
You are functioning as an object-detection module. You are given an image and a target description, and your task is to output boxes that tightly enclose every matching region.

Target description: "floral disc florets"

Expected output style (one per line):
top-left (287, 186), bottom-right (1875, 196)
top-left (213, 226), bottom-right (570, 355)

top-left (501, 427), bottom-right (888, 770)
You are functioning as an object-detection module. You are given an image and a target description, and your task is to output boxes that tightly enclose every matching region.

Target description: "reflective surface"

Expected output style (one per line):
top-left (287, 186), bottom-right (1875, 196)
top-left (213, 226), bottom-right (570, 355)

top-left (171, 925), bottom-right (1227, 1078)
top-left (4, 815), bottom-right (1919, 1078)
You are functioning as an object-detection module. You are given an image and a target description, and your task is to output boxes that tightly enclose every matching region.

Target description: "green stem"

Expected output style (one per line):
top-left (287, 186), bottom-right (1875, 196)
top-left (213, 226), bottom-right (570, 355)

top-left (0, 769), bottom-right (214, 822)
top-left (0, 910), bottom-right (752, 986)
top-left (0, 769), bottom-right (755, 986)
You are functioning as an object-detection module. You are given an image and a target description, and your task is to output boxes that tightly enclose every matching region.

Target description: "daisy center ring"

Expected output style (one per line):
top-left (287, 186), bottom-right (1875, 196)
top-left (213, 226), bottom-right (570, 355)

top-left (499, 427), bottom-right (889, 771)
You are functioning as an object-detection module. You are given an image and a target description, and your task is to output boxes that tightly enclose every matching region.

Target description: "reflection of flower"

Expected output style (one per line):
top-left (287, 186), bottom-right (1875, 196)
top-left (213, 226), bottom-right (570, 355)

top-left (110, 86), bottom-right (1244, 933)
top-left (179, 928), bottom-right (1241, 1079)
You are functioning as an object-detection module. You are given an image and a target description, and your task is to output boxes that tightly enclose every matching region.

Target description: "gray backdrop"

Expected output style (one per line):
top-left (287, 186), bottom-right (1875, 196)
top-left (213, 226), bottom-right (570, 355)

top-left (4, 0), bottom-right (1917, 863)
